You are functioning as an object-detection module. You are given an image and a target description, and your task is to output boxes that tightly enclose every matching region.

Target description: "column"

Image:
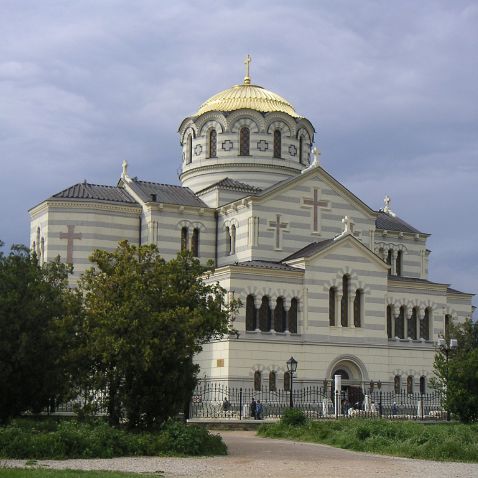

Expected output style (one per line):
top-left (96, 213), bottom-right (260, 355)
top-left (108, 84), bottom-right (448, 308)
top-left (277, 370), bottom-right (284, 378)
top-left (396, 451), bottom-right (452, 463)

top-left (391, 250), bottom-right (396, 275)
top-left (336, 293), bottom-right (342, 327)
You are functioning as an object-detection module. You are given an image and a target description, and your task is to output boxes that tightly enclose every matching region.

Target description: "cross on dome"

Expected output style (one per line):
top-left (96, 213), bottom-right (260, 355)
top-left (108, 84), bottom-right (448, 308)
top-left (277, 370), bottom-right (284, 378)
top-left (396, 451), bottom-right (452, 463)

top-left (244, 54), bottom-right (252, 85)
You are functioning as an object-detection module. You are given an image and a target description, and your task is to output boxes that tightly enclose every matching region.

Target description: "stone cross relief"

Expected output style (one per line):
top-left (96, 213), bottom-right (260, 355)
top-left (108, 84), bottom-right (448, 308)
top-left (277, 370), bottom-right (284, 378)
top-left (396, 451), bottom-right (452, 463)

top-left (59, 225), bottom-right (82, 264)
top-left (268, 214), bottom-right (289, 250)
top-left (302, 188), bottom-right (329, 233)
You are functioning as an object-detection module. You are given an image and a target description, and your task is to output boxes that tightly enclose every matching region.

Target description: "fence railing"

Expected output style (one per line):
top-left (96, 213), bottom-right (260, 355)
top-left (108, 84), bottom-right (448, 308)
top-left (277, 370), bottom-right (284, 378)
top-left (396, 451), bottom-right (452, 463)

top-left (189, 382), bottom-right (446, 420)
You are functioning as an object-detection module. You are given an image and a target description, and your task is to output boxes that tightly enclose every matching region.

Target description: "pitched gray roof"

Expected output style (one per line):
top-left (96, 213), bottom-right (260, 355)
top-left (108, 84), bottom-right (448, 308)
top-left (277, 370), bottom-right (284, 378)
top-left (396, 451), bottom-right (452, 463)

top-left (282, 239), bottom-right (334, 262)
top-left (232, 260), bottom-right (302, 271)
top-left (197, 177), bottom-right (262, 194)
top-left (376, 211), bottom-right (424, 234)
top-left (51, 182), bottom-right (137, 204)
top-left (447, 287), bottom-right (474, 296)
top-left (128, 179), bottom-right (208, 207)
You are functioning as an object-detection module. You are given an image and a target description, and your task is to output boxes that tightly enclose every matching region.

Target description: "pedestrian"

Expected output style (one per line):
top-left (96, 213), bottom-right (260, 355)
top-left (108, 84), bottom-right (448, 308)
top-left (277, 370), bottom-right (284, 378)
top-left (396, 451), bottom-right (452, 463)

top-left (250, 397), bottom-right (256, 418)
top-left (391, 401), bottom-right (398, 416)
top-left (222, 397), bottom-right (231, 411)
top-left (370, 401), bottom-right (377, 413)
top-left (255, 399), bottom-right (263, 420)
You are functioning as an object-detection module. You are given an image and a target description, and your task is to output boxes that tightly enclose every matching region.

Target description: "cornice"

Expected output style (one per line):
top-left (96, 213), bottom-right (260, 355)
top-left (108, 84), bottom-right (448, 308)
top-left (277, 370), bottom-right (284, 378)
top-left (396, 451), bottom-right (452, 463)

top-left (35, 199), bottom-right (142, 216)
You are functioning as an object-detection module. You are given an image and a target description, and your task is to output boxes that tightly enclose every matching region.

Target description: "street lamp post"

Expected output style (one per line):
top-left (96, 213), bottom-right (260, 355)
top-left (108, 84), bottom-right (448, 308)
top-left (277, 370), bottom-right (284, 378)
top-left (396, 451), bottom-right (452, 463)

top-left (437, 338), bottom-right (458, 421)
top-left (287, 356), bottom-right (298, 408)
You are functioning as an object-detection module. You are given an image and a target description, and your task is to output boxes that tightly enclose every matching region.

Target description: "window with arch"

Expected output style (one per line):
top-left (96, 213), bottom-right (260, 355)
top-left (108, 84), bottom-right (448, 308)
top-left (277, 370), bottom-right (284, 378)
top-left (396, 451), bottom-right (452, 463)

top-left (386, 305), bottom-right (393, 339)
top-left (387, 249), bottom-right (393, 275)
top-left (225, 226), bottom-right (231, 255)
top-left (284, 371), bottom-right (291, 391)
top-left (254, 370), bottom-right (261, 391)
top-left (329, 287), bottom-right (336, 326)
top-left (407, 375), bottom-right (414, 394)
top-left (396, 250), bottom-right (403, 276)
top-left (273, 297), bottom-right (286, 332)
top-left (269, 371), bottom-right (277, 392)
top-left (288, 298), bottom-right (298, 333)
top-left (419, 376), bottom-right (426, 394)
top-left (191, 228), bottom-right (200, 257)
top-left (445, 314), bottom-right (452, 338)
top-left (273, 129), bottom-right (281, 158)
top-left (208, 129), bottom-right (217, 158)
top-left (396, 306), bottom-right (405, 339)
top-left (230, 224), bottom-right (236, 254)
top-left (421, 307), bottom-right (430, 340)
top-left (259, 296), bottom-right (271, 332)
top-left (353, 289), bottom-right (362, 327)
top-left (246, 295), bottom-right (257, 331)
top-left (341, 275), bottom-right (349, 327)
top-left (181, 227), bottom-right (188, 252)
top-left (394, 375), bottom-right (401, 394)
top-left (239, 127), bottom-right (250, 156)
top-left (409, 307), bottom-right (418, 340)
top-left (299, 136), bottom-right (304, 164)
top-left (187, 134), bottom-right (193, 164)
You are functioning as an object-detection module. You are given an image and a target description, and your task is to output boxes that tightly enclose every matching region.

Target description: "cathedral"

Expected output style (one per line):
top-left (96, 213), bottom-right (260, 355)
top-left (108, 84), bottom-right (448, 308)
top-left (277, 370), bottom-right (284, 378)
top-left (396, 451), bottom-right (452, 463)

top-left (29, 59), bottom-right (473, 393)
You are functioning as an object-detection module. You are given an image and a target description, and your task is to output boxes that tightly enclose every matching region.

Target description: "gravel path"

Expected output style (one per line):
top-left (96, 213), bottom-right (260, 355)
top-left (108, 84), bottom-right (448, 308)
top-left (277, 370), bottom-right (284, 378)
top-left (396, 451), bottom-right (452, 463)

top-left (3, 430), bottom-right (478, 477)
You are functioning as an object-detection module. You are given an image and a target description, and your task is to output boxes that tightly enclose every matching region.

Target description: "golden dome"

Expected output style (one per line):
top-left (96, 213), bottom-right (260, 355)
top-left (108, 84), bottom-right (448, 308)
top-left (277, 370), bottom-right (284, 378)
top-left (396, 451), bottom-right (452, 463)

top-left (194, 81), bottom-right (301, 118)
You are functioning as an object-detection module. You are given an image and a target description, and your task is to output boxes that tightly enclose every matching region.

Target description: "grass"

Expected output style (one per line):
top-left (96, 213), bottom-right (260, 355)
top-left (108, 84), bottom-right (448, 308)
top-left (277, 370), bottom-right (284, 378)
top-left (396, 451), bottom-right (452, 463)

top-left (258, 418), bottom-right (478, 462)
top-left (0, 470), bottom-right (161, 478)
top-left (0, 418), bottom-right (227, 459)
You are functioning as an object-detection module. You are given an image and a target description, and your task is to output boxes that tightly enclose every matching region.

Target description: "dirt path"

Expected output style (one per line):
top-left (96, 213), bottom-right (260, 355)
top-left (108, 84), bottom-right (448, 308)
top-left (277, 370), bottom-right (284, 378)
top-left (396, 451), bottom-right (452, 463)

top-left (3, 430), bottom-right (478, 477)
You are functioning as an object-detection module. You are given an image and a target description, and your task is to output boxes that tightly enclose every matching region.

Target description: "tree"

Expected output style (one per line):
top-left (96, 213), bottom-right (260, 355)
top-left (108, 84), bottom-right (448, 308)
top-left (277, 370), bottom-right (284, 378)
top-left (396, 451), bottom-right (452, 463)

top-left (0, 242), bottom-right (75, 424)
top-left (75, 241), bottom-right (237, 429)
top-left (433, 318), bottom-right (478, 423)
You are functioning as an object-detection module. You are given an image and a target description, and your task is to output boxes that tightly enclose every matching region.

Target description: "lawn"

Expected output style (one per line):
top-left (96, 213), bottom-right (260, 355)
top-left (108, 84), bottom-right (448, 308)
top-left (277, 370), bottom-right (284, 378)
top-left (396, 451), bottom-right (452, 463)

top-left (258, 418), bottom-right (478, 462)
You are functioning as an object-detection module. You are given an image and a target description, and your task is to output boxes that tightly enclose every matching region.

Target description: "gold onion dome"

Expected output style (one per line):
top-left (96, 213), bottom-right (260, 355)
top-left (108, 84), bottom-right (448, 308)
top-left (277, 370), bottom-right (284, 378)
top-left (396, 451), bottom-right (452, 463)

top-left (194, 56), bottom-right (300, 118)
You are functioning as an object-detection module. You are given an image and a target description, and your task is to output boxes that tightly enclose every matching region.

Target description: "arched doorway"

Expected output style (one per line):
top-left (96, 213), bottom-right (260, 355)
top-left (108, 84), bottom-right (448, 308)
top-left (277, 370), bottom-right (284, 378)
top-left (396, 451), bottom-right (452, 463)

top-left (328, 357), bottom-right (368, 410)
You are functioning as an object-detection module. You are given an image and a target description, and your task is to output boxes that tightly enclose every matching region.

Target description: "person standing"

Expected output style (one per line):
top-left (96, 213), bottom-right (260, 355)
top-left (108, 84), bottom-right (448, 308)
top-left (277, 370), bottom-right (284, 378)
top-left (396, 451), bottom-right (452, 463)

top-left (250, 397), bottom-right (256, 418)
top-left (255, 400), bottom-right (263, 420)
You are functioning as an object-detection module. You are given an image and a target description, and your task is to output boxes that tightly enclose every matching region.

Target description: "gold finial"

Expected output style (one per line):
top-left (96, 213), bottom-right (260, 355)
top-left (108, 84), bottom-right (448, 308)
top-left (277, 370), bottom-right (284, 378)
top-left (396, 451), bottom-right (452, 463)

top-left (243, 54), bottom-right (251, 85)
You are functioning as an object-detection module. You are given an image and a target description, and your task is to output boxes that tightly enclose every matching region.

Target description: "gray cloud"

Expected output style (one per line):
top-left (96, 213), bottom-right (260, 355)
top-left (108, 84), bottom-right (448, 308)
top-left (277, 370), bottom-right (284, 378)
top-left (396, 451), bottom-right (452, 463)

top-left (1, 0), bottom-right (476, 307)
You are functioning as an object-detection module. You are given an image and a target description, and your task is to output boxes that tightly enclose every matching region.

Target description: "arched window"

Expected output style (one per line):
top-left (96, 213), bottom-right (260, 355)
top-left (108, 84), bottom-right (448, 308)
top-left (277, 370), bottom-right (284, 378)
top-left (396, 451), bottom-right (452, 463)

top-left (409, 307), bottom-right (418, 340)
top-left (407, 375), bottom-right (414, 394)
top-left (341, 275), bottom-right (349, 327)
top-left (387, 249), bottom-right (393, 275)
top-left (396, 306), bottom-right (405, 339)
top-left (288, 298), bottom-right (298, 333)
top-left (445, 314), bottom-right (452, 339)
top-left (394, 375), bottom-right (401, 394)
top-left (329, 287), bottom-right (336, 326)
top-left (246, 295), bottom-right (257, 331)
top-left (396, 250), bottom-right (403, 276)
top-left (299, 137), bottom-right (304, 164)
top-left (269, 371), bottom-right (277, 392)
top-left (386, 305), bottom-right (393, 339)
top-left (421, 307), bottom-right (430, 340)
top-left (191, 228), bottom-right (199, 257)
top-left (284, 371), bottom-right (291, 391)
top-left (254, 371), bottom-right (261, 391)
top-left (274, 297), bottom-right (286, 332)
top-left (353, 289), bottom-right (362, 327)
top-left (231, 225), bottom-right (236, 254)
top-left (187, 135), bottom-right (193, 164)
top-left (239, 127), bottom-right (250, 156)
top-left (273, 129), bottom-right (281, 158)
top-left (225, 226), bottom-right (231, 255)
top-left (208, 129), bottom-right (217, 158)
top-left (259, 296), bottom-right (271, 332)
top-left (181, 227), bottom-right (188, 252)
top-left (419, 376), bottom-right (426, 394)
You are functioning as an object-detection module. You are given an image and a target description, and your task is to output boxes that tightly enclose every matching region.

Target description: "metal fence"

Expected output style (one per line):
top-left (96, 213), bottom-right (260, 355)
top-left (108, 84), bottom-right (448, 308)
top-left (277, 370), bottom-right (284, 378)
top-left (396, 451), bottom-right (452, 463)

top-left (189, 382), bottom-right (446, 420)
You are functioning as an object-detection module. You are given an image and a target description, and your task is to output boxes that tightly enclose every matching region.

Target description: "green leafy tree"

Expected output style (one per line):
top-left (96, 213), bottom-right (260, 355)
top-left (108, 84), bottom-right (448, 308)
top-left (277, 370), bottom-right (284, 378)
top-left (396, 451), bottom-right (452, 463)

top-left (0, 242), bottom-right (76, 424)
top-left (75, 241), bottom-right (237, 429)
top-left (433, 317), bottom-right (478, 422)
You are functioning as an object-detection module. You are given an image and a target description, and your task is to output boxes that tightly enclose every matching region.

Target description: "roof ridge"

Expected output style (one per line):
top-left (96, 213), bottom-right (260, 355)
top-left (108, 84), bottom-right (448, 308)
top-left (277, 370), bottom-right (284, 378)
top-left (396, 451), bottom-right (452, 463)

top-left (135, 179), bottom-right (190, 189)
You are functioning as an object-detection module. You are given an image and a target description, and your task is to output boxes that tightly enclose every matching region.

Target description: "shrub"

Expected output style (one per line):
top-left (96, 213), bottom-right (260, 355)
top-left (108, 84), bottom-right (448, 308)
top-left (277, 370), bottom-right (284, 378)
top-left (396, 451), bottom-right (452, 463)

top-left (0, 419), bottom-right (226, 459)
top-left (281, 408), bottom-right (307, 427)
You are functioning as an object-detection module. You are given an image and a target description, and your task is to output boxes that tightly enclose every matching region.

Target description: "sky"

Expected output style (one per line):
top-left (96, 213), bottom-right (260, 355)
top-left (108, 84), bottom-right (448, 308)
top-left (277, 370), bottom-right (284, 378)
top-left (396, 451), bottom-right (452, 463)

top-left (0, 0), bottom-right (477, 308)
